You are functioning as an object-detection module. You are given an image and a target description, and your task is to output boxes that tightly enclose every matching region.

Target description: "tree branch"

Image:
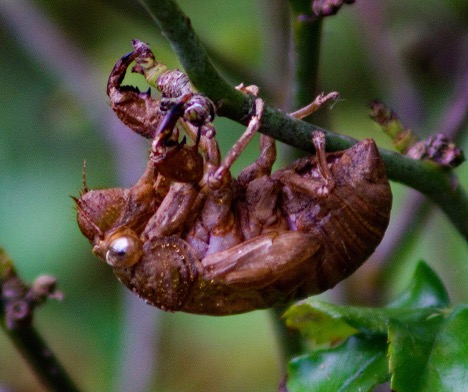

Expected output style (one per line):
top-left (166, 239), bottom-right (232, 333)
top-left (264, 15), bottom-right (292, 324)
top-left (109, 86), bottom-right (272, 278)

top-left (0, 249), bottom-right (80, 392)
top-left (144, 0), bottom-right (468, 241)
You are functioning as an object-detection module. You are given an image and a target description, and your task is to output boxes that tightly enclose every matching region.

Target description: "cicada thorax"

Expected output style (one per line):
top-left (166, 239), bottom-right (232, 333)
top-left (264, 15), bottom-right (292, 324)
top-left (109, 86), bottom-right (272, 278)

top-left (157, 69), bottom-right (192, 108)
top-left (158, 79), bottom-right (217, 139)
top-left (274, 139), bottom-right (392, 295)
top-left (156, 64), bottom-right (217, 138)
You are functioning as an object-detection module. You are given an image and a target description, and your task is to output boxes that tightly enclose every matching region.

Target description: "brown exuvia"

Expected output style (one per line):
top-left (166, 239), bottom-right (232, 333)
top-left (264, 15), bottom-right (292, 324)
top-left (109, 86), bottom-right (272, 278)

top-left (74, 41), bottom-right (392, 315)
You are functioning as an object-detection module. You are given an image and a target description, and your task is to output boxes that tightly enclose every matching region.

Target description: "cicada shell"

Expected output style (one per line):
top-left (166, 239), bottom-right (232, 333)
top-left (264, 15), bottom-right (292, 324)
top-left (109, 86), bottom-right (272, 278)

top-left (75, 43), bottom-right (392, 315)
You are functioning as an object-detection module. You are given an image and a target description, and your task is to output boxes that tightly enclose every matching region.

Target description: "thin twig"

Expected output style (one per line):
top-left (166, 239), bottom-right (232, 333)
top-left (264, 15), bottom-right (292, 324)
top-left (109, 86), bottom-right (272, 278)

top-left (271, 305), bottom-right (304, 364)
top-left (2, 325), bottom-right (80, 392)
top-left (258, 0), bottom-right (292, 106)
top-left (0, 249), bottom-right (80, 392)
top-left (288, 0), bottom-right (323, 108)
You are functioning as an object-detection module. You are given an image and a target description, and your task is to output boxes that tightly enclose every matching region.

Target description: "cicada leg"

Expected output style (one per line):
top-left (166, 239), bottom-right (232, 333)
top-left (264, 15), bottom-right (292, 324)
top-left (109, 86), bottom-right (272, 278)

top-left (237, 134), bottom-right (277, 186)
top-left (311, 131), bottom-right (335, 195)
top-left (209, 98), bottom-right (265, 189)
top-left (289, 91), bottom-right (339, 120)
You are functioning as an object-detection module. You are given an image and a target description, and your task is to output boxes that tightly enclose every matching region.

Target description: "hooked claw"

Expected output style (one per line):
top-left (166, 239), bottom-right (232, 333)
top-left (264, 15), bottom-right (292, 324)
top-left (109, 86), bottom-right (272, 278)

top-left (107, 48), bottom-right (162, 139)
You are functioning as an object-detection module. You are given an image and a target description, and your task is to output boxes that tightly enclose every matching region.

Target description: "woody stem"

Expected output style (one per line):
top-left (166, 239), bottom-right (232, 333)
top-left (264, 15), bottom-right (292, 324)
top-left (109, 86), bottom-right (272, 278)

top-left (0, 249), bottom-right (81, 392)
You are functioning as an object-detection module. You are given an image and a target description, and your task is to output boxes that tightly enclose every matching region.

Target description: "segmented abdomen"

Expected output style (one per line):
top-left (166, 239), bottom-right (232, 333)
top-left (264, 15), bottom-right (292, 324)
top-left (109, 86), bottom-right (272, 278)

top-left (275, 139), bottom-right (392, 295)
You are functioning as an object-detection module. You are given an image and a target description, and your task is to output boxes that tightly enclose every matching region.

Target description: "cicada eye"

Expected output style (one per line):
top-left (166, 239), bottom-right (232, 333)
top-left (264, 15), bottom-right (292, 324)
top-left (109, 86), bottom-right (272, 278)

top-left (105, 232), bottom-right (142, 268)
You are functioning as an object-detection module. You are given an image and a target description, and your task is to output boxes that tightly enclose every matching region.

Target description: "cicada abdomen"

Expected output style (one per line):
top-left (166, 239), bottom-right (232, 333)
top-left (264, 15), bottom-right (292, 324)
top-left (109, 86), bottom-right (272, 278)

top-left (273, 137), bottom-right (392, 296)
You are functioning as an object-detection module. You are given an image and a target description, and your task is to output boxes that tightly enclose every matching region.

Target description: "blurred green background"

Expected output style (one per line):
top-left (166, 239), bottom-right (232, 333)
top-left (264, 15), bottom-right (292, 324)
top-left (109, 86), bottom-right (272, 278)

top-left (0, 0), bottom-right (466, 391)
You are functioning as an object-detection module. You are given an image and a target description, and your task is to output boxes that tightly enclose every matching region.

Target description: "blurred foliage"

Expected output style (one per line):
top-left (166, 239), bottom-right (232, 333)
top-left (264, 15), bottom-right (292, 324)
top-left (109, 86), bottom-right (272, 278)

top-left (285, 262), bottom-right (468, 391)
top-left (0, 0), bottom-right (466, 391)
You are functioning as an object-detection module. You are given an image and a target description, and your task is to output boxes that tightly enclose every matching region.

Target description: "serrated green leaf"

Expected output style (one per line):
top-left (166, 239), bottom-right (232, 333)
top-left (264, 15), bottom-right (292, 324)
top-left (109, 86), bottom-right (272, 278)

top-left (417, 305), bottom-right (468, 391)
top-left (387, 261), bottom-right (450, 309)
top-left (287, 334), bottom-right (390, 392)
top-left (388, 314), bottom-right (445, 391)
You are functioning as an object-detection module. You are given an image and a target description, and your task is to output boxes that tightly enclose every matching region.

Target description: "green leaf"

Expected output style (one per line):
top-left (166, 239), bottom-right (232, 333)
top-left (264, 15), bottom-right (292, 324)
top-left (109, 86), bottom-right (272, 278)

top-left (417, 305), bottom-right (468, 391)
top-left (284, 261), bottom-right (449, 346)
top-left (285, 261), bottom-right (468, 391)
top-left (388, 314), bottom-right (445, 391)
top-left (284, 300), bottom-right (443, 347)
top-left (389, 305), bottom-right (468, 391)
top-left (283, 302), bottom-right (359, 346)
top-left (387, 261), bottom-right (450, 309)
top-left (287, 334), bottom-right (390, 392)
